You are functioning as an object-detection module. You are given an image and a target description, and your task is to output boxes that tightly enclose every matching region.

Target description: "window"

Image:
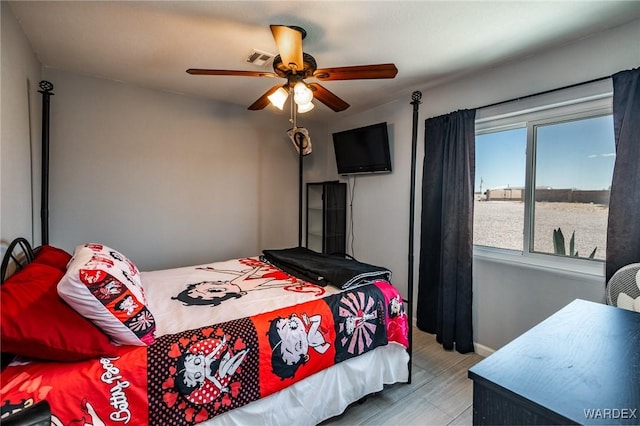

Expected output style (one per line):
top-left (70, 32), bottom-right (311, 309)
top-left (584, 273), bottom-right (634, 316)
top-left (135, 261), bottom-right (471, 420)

top-left (473, 81), bottom-right (615, 269)
top-left (474, 128), bottom-right (526, 252)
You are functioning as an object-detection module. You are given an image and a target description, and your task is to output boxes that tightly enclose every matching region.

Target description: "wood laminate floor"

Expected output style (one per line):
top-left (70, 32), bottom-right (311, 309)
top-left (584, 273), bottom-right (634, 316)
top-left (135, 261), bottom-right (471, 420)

top-left (321, 327), bottom-right (484, 426)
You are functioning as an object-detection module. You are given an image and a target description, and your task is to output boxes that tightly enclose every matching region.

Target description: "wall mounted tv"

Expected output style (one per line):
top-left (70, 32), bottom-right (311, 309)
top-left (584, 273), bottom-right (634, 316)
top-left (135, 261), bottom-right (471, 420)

top-left (332, 122), bottom-right (392, 175)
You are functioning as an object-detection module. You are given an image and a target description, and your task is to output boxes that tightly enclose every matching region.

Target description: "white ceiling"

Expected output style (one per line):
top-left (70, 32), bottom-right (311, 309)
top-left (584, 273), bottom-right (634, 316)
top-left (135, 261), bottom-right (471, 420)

top-left (9, 1), bottom-right (640, 120)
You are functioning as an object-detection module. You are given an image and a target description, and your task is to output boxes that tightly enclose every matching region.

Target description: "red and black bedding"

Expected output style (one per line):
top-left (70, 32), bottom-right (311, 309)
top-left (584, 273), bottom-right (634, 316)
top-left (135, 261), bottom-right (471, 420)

top-left (1, 243), bottom-right (409, 425)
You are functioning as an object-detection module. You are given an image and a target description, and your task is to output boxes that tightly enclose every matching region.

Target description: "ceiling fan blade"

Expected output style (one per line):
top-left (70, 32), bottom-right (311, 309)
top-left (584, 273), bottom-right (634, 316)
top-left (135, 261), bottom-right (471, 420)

top-left (270, 25), bottom-right (304, 72)
top-left (187, 69), bottom-right (276, 78)
top-left (248, 84), bottom-right (286, 111)
top-left (308, 83), bottom-right (350, 112)
top-left (313, 64), bottom-right (398, 81)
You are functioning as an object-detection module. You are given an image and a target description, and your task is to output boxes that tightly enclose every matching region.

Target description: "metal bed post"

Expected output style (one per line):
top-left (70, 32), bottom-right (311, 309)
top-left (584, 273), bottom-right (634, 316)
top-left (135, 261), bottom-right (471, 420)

top-left (298, 141), bottom-right (304, 247)
top-left (407, 90), bottom-right (422, 384)
top-left (38, 80), bottom-right (54, 245)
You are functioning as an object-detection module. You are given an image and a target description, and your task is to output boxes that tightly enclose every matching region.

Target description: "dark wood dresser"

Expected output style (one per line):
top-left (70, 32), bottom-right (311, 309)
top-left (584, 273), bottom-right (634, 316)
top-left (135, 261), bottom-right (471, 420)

top-left (468, 299), bottom-right (640, 425)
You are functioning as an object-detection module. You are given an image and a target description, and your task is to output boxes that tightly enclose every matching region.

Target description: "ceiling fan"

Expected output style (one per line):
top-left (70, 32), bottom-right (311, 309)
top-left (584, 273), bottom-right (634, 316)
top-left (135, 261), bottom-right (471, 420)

top-left (186, 25), bottom-right (398, 113)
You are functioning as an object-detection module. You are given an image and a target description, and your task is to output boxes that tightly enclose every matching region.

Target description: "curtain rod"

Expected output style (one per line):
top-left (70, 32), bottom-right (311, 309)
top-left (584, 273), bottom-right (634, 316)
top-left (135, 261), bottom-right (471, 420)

top-left (477, 74), bottom-right (611, 111)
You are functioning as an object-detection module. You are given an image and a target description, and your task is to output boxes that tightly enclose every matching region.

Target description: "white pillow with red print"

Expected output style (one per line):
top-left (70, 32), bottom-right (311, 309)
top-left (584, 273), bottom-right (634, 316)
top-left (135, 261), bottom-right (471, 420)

top-left (57, 243), bottom-right (156, 346)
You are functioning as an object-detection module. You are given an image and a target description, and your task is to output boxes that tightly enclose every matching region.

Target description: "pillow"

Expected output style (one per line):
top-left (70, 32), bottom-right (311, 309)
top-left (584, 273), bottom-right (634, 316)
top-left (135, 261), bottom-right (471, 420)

top-left (1, 262), bottom-right (118, 361)
top-left (32, 245), bottom-right (72, 271)
top-left (57, 243), bottom-right (156, 346)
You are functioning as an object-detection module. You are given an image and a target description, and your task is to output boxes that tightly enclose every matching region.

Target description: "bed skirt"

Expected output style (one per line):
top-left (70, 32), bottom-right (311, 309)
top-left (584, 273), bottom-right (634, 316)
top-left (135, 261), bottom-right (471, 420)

top-left (209, 343), bottom-right (409, 425)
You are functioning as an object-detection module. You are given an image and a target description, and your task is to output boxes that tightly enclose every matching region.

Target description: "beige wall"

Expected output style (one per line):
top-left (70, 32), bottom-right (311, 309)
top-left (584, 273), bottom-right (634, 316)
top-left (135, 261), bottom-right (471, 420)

top-left (1, 1), bottom-right (42, 252)
top-left (42, 68), bottom-right (330, 270)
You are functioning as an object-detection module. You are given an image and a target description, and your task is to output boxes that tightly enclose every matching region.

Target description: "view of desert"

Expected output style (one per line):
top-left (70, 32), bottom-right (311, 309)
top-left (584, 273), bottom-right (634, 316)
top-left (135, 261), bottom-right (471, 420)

top-left (473, 200), bottom-right (608, 260)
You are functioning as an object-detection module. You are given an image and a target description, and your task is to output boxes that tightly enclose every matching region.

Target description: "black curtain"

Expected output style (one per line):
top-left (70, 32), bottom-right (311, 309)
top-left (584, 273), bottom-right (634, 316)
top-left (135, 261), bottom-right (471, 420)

top-left (606, 68), bottom-right (640, 282)
top-left (417, 109), bottom-right (475, 353)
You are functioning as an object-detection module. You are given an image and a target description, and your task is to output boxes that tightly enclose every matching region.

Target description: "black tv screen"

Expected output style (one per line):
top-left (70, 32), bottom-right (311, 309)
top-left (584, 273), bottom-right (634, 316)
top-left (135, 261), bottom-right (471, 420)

top-left (332, 122), bottom-right (392, 175)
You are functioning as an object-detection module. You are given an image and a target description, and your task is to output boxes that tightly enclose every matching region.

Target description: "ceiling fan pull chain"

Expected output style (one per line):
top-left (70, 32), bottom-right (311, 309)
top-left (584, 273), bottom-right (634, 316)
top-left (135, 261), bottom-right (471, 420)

top-left (290, 87), bottom-right (297, 129)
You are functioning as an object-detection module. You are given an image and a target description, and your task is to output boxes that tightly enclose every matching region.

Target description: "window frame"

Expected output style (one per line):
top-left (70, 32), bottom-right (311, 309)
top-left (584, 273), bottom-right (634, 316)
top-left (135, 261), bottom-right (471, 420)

top-left (473, 80), bottom-right (613, 277)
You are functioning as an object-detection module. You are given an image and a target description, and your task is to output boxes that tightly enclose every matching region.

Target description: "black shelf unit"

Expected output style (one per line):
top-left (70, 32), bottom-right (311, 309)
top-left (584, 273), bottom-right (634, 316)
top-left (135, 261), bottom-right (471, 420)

top-left (306, 181), bottom-right (346, 255)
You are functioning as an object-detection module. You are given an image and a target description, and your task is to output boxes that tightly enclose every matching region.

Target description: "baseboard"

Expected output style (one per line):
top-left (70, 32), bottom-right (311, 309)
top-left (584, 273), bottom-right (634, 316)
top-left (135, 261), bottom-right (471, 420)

top-left (411, 317), bottom-right (496, 357)
top-left (473, 342), bottom-right (496, 357)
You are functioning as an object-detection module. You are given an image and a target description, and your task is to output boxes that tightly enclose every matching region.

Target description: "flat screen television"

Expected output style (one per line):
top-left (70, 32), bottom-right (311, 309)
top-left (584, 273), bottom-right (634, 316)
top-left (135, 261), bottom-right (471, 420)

top-left (332, 122), bottom-right (392, 175)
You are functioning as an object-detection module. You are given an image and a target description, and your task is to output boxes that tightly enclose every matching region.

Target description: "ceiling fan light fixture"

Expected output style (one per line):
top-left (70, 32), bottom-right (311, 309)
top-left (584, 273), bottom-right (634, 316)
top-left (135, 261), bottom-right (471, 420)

top-left (297, 101), bottom-right (314, 114)
top-left (293, 82), bottom-right (313, 106)
top-left (268, 87), bottom-right (289, 110)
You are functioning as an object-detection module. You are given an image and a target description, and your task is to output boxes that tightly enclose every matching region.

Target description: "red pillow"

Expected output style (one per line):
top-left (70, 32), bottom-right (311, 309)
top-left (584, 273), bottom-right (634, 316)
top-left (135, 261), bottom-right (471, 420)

top-left (32, 245), bottom-right (72, 271)
top-left (1, 262), bottom-right (118, 361)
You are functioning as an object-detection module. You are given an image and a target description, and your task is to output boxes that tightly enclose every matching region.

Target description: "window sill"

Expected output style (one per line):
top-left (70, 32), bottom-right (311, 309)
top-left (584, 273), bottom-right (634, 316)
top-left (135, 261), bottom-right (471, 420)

top-left (473, 245), bottom-right (605, 278)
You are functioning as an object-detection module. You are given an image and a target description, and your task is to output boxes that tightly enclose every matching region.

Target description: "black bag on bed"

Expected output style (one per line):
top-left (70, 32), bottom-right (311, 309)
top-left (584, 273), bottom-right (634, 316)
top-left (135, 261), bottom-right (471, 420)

top-left (261, 246), bottom-right (391, 289)
top-left (2, 401), bottom-right (51, 426)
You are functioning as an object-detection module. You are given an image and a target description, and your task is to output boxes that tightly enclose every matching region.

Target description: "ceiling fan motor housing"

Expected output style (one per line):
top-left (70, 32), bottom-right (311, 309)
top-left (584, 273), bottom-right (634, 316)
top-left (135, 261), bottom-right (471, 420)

top-left (273, 53), bottom-right (317, 79)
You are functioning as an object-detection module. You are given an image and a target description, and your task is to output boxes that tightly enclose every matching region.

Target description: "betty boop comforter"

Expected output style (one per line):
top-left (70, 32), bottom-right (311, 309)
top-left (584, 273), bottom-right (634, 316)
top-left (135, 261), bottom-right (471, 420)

top-left (1, 256), bottom-right (408, 426)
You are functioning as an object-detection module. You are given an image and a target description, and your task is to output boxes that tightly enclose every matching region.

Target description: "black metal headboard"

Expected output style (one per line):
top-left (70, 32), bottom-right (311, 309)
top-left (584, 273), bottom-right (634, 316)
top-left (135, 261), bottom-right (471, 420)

top-left (1, 237), bottom-right (35, 284)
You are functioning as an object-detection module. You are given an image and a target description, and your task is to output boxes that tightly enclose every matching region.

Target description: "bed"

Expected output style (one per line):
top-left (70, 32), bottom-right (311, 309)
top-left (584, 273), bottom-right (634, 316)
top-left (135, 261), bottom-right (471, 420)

top-left (0, 239), bottom-right (410, 425)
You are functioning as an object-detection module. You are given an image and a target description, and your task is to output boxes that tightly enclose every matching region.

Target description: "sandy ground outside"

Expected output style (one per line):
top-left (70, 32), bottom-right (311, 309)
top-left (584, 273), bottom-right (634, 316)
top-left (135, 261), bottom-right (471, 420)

top-left (473, 200), bottom-right (608, 260)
